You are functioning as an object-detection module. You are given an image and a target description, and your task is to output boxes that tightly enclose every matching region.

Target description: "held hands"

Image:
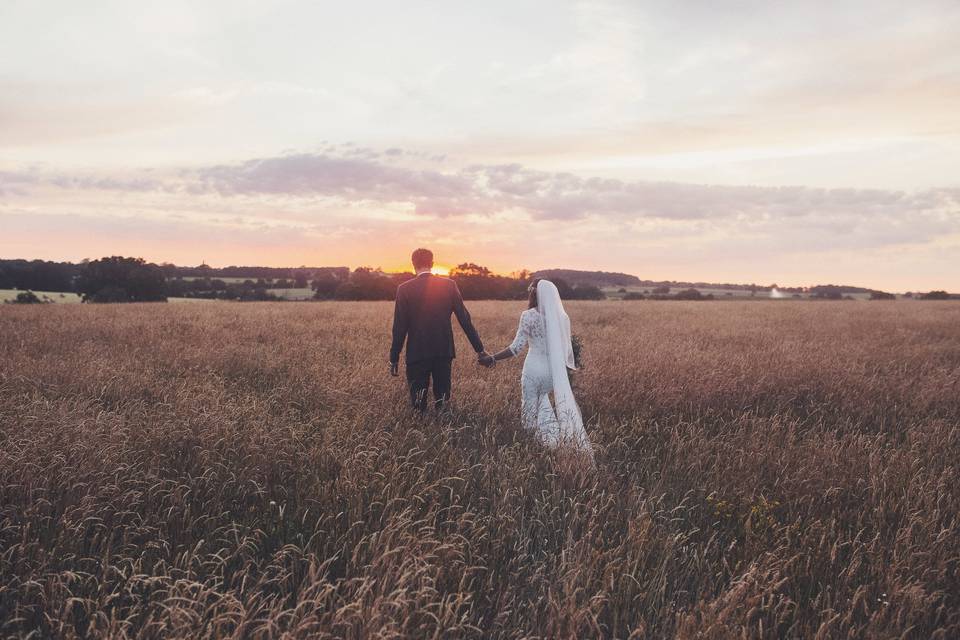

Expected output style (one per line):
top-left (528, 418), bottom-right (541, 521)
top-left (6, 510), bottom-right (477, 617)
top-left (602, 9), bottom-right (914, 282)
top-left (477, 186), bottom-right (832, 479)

top-left (392, 355), bottom-right (492, 375)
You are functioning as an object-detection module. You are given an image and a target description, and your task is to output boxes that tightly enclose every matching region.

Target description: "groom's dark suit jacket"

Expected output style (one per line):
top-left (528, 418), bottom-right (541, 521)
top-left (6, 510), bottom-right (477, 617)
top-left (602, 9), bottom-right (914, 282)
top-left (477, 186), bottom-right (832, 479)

top-left (390, 273), bottom-right (484, 365)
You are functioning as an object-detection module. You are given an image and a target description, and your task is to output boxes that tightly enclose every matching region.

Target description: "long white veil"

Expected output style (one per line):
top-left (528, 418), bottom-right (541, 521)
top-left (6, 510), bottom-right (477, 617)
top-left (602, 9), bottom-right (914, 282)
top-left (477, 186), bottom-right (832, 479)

top-left (537, 280), bottom-right (593, 456)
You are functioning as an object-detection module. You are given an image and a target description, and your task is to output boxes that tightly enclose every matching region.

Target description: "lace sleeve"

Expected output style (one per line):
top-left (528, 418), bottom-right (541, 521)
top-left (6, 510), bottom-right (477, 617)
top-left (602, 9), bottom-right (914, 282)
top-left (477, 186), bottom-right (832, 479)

top-left (508, 311), bottom-right (530, 355)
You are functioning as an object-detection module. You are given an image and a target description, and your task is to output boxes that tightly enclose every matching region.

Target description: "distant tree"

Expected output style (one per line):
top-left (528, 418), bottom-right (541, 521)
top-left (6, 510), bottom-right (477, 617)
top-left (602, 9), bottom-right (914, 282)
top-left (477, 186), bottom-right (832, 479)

top-left (294, 273), bottom-right (308, 288)
top-left (509, 269), bottom-right (532, 281)
top-left (571, 284), bottom-right (605, 300)
top-left (391, 272), bottom-right (415, 288)
top-left (533, 269), bottom-right (640, 288)
top-left (652, 285), bottom-right (671, 295)
top-left (810, 286), bottom-right (844, 300)
top-left (810, 284), bottom-right (873, 299)
top-left (90, 285), bottom-right (131, 303)
top-left (333, 282), bottom-right (362, 300)
top-left (623, 292), bottom-right (645, 300)
top-left (920, 290), bottom-right (950, 300)
top-left (870, 291), bottom-right (895, 300)
top-left (0, 259), bottom-right (78, 291)
top-left (236, 286), bottom-right (278, 301)
top-left (451, 263), bottom-right (491, 278)
top-left (312, 272), bottom-right (342, 300)
top-left (336, 267), bottom-right (396, 300)
top-left (675, 288), bottom-right (704, 300)
top-left (451, 263), bottom-right (526, 300)
top-left (77, 257), bottom-right (167, 303)
top-left (11, 290), bottom-right (43, 304)
top-left (551, 278), bottom-right (574, 300)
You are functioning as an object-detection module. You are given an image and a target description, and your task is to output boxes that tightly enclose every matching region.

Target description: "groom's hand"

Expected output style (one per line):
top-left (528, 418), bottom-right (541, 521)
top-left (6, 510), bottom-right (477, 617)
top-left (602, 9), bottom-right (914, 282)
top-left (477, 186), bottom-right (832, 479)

top-left (477, 351), bottom-right (494, 368)
top-left (389, 361), bottom-right (399, 377)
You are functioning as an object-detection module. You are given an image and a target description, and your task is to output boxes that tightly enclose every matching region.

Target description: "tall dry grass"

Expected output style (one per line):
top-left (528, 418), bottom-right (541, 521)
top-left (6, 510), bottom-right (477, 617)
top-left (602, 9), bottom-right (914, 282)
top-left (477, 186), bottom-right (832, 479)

top-left (1, 300), bottom-right (958, 639)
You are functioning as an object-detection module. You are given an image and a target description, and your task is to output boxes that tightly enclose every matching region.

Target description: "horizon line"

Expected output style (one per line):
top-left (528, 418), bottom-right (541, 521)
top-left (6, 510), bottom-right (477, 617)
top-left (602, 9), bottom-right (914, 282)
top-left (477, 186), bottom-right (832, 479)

top-left (1, 254), bottom-right (950, 294)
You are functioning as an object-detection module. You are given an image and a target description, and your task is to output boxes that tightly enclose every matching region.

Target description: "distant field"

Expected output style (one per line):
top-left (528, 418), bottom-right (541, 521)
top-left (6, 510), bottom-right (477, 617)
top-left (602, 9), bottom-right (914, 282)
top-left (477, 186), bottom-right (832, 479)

top-left (177, 276), bottom-right (264, 284)
top-left (1, 290), bottom-right (213, 304)
top-left (1, 301), bottom-right (958, 638)
top-left (178, 277), bottom-right (313, 288)
top-left (602, 286), bottom-right (897, 300)
top-left (0, 289), bottom-right (82, 304)
top-left (267, 287), bottom-right (315, 300)
top-left (602, 286), bottom-right (790, 299)
top-left (168, 296), bottom-right (212, 303)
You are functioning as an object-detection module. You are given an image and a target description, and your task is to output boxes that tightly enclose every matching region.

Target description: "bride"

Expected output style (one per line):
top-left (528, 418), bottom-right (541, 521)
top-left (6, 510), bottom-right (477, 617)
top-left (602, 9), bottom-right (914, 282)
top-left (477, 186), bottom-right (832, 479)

top-left (481, 279), bottom-right (594, 461)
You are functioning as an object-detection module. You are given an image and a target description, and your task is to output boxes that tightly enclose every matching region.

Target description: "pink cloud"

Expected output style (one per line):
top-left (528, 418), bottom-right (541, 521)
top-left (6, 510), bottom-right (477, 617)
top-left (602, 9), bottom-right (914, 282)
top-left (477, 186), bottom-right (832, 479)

top-left (4, 148), bottom-right (959, 251)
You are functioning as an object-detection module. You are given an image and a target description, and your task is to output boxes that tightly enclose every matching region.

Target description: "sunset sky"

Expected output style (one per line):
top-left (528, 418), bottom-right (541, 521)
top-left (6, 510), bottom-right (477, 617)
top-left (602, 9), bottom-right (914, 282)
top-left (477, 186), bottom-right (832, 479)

top-left (2, 1), bottom-right (959, 290)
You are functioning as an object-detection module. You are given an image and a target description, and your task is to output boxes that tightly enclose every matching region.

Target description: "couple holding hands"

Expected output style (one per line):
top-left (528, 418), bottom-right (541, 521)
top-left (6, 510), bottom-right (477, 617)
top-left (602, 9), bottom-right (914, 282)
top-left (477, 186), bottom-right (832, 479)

top-left (389, 248), bottom-right (592, 458)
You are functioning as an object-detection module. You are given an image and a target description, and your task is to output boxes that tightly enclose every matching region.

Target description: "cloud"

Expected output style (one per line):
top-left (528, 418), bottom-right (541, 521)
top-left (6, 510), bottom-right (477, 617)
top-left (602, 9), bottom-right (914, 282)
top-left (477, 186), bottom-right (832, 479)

top-left (195, 153), bottom-right (470, 200)
top-left (178, 152), bottom-right (960, 247)
top-left (4, 148), bottom-right (959, 254)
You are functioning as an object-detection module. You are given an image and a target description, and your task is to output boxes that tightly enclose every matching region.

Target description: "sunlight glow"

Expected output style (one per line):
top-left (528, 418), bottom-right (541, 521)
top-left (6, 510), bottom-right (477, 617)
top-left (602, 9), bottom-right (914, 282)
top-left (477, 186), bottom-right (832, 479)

top-left (431, 265), bottom-right (451, 276)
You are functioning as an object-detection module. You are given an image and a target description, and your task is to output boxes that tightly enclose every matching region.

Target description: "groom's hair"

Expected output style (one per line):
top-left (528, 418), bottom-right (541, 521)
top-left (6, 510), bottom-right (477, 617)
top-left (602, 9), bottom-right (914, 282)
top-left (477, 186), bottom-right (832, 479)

top-left (411, 248), bottom-right (434, 270)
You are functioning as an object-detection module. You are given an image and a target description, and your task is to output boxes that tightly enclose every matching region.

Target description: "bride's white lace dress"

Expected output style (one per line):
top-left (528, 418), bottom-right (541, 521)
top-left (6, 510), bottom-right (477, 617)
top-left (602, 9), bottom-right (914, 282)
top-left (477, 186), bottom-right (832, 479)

top-left (507, 302), bottom-right (593, 457)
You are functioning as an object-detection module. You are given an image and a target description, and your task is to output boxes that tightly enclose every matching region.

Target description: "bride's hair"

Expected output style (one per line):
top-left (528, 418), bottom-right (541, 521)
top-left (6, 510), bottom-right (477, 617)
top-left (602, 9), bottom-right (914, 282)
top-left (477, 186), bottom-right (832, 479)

top-left (528, 278), bottom-right (543, 309)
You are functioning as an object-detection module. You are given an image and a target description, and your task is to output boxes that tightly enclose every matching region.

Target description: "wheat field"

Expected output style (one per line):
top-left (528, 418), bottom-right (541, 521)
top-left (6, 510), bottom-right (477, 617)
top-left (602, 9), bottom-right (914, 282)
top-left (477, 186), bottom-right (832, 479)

top-left (1, 301), bottom-right (958, 639)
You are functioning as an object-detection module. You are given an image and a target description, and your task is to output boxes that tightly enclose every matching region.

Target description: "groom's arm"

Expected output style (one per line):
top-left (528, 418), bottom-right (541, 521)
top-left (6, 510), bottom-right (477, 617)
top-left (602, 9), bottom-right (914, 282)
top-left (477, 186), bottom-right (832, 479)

top-left (390, 290), bottom-right (408, 365)
top-left (451, 282), bottom-right (484, 354)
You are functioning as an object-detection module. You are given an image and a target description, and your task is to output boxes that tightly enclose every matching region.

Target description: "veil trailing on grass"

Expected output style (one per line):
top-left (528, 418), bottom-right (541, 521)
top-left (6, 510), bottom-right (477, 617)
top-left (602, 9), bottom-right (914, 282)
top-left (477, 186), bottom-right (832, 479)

top-left (537, 280), bottom-right (592, 455)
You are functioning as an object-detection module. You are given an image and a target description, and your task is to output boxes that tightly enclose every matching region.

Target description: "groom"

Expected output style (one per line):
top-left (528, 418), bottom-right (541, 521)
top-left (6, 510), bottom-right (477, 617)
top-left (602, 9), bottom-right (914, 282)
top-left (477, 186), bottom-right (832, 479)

top-left (390, 248), bottom-right (491, 412)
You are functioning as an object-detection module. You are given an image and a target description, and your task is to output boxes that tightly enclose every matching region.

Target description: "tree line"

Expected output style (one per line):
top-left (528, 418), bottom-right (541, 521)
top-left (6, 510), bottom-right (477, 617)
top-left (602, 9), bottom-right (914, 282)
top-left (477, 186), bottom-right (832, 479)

top-left (312, 264), bottom-right (604, 301)
top-left (4, 258), bottom-right (955, 304)
top-left (1, 258), bottom-right (606, 303)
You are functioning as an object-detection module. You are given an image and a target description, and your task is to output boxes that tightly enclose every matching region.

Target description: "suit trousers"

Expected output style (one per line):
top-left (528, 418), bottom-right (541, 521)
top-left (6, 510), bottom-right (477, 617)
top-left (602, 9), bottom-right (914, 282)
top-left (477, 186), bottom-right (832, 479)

top-left (405, 357), bottom-right (453, 413)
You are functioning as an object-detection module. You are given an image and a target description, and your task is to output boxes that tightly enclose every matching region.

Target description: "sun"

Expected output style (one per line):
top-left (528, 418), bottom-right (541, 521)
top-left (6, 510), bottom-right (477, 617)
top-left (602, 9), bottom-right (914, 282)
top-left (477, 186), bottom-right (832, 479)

top-left (431, 265), bottom-right (451, 276)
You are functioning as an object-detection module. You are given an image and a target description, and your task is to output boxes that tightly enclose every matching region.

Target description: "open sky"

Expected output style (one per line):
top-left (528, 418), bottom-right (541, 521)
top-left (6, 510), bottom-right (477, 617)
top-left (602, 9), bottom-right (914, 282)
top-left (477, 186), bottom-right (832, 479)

top-left (2, 0), bottom-right (959, 290)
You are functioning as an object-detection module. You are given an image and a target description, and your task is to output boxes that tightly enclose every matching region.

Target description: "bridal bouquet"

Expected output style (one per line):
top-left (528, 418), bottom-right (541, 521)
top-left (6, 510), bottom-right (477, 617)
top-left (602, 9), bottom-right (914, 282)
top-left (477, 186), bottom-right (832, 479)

top-left (567, 334), bottom-right (584, 392)
top-left (571, 334), bottom-right (584, 370)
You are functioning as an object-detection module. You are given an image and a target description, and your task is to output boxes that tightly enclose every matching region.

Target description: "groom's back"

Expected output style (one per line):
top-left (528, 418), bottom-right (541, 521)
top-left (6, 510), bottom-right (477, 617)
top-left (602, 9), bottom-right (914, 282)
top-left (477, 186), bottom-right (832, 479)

top-left (392, 274), bottom-right (482, 364)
